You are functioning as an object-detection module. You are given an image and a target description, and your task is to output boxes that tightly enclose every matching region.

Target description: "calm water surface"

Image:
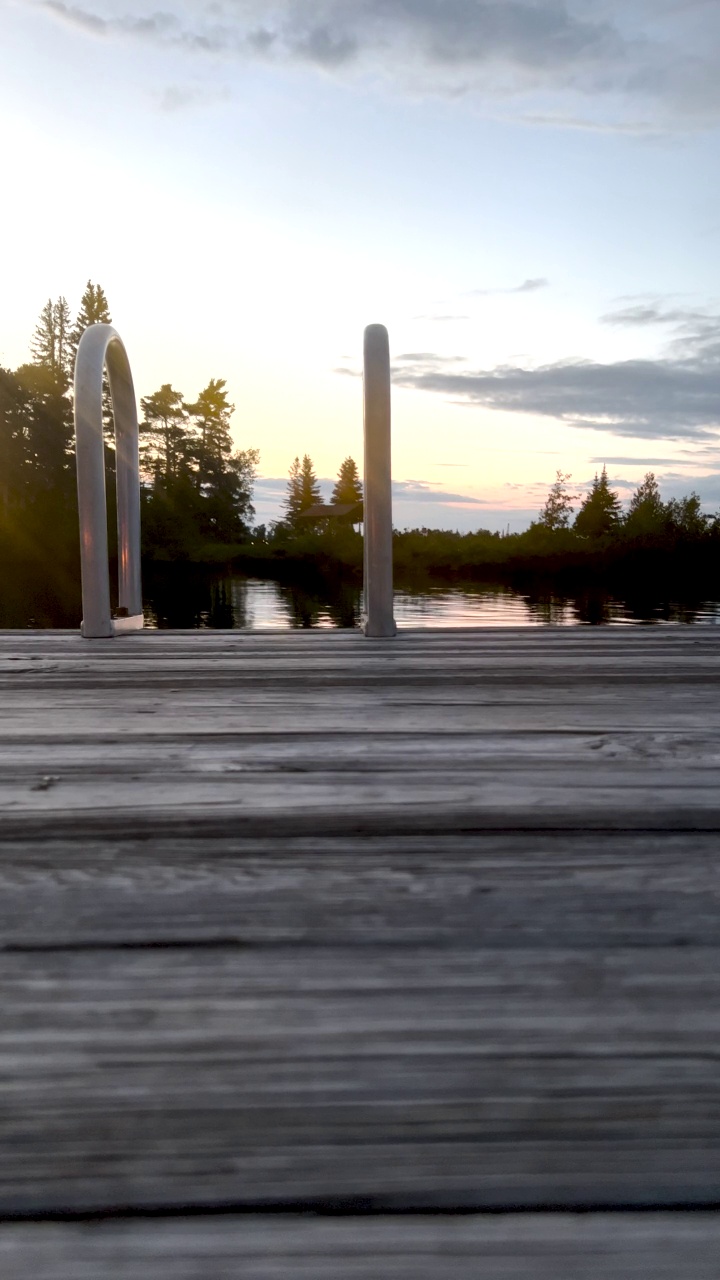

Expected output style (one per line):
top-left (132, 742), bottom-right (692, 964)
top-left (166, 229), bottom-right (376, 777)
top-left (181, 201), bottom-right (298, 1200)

top-left (4, 570), bottom-right (720, 629)
top-left (142, 574), bottom-right (720, 630)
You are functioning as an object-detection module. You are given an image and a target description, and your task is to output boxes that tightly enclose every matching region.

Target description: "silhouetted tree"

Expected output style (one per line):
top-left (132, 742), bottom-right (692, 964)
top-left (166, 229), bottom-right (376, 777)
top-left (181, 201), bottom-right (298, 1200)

top-left (574, 466), bottom-right (622, 538)
top-left (0, 367), bottom-right (31, 519)
top-left (331, 456), bottom-right (363, 506)
top-left (69, 280), bottom-right (114, 453)
top-left (624, 472), bottom-right (666, 536)
top-left (185, 379), bottom-right (233, 488)
top-left (70, 280), bottom-right (112, 356)
top-left (181, 379), bottom-right (258, 542)
top-left (31, 297), bottom-right (73, 390)
top-left (140, 384), bottom-right (188, 481)
top-left (538, 471), bottom-right (576, 531)
top-left (13, 363), bottom-right (74, 495)
top-left (285, 454), bottom-right (321, 527)
top-left (665, 492), bottom-right (708, 538)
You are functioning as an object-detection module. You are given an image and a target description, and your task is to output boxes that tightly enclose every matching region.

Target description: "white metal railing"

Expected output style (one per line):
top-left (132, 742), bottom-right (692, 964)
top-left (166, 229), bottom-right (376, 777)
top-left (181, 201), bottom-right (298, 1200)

top-left (74, 323), bottom-right (395, 638)
top-left (74, 325), bottom-right (143, 638)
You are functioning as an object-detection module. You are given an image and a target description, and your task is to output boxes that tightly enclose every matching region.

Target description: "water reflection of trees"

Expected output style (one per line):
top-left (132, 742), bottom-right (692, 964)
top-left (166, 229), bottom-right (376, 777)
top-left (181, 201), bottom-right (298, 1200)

top-left (144, 568), bottom-right (246, 629)
top-left (519, 582), bottom-right (714, 627)
top-left (0, 560), bottom-right (81, 628)
top-left (278, 579), bottom-right (361, 629)
top-left (571, 590), bottom-right (621, 626)
top-left (522, 589), bottom-right (573, 626)
top-left (31, 561), bottom-right (720, 630)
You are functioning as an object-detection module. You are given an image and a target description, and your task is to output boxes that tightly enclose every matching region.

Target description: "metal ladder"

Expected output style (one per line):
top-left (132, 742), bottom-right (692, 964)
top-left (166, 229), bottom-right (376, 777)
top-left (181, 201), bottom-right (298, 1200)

top-left (74, 323), bottom-right (396, 638)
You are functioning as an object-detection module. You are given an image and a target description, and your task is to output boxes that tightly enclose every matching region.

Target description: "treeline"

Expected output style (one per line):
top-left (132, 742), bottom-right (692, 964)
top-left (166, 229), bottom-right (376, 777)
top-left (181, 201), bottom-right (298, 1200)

top-left (0, 283), bottom-right (368, 575)
top-left (393, 469), bottom-right (720, 585)
top-left (2, 286), bottom-right (719, 602)
top-left (0, 282), bottom-right (262, 569)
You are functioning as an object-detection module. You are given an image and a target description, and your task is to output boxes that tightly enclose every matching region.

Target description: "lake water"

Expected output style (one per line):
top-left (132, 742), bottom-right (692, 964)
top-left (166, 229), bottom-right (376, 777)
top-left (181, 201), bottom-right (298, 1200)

top-left (3, 567), bottom-right (719, 629)
top-left (142, 574), bottom-right (720, 630)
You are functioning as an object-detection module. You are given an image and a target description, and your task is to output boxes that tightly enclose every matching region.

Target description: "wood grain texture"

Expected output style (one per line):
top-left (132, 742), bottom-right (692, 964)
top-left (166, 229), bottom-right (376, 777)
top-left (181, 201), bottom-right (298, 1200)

top-left (2, 944), bottom-right (720, 1212)
top-left (1, 628), bottom-right (720, 1244)
top-left (1, 832), bottom-right (719, 949)
top-left (2, 1215), bottom-right (720, 1280)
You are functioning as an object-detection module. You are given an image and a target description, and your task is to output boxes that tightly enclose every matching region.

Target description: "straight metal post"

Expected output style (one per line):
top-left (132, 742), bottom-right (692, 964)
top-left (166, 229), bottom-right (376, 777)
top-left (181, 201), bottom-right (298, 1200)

top-left (363, 324), bottom-right (396, 637)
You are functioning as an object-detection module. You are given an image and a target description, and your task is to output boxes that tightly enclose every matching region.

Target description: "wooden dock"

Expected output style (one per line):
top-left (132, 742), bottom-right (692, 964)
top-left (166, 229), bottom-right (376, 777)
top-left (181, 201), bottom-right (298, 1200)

top-left (1, 626), bottom-right (720, 1276)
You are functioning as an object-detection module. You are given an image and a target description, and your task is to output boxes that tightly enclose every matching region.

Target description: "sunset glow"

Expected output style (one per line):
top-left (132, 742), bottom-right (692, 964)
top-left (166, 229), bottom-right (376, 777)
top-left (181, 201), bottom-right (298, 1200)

top-left (3, 0), bottom-right (720, 529)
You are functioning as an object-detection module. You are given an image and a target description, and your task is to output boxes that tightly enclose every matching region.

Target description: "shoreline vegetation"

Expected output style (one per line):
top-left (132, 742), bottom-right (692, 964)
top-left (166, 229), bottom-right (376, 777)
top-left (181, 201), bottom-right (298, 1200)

top-left (2, 285), bottom-right (720, 627)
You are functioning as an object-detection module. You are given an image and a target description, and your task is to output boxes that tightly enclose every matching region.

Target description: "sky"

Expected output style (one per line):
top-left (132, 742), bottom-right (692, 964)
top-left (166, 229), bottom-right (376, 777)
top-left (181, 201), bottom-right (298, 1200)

top-left (2, 0), bottom-right (720, 531)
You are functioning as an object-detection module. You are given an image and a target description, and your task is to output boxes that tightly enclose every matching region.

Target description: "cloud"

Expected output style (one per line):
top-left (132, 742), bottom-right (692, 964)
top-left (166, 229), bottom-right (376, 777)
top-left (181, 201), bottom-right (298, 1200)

top-left (468, 278), bottom-right (549, 296)
top-left (37, 1), bottom-right (720, 127)
top-left (388, 301), bottom-right (720, 442)
top-left (42, 0), bottom-right (107, 34)
top-left (413, 314), bottom-right (471, 322)
top-left (157, 82), bottom-right (230, 110)
top-left (393, 346), bottom-right (720, 445)
top-left (601, 301), bottom-right (720, 363)
top-left (393, 479), bottom-right (490, 505)
top-left (602, 303), bottom-right (715, 329)
top-left (589, 455), bottom-right (698, 467)
top-left (43, 1), bottom-right (181, 39)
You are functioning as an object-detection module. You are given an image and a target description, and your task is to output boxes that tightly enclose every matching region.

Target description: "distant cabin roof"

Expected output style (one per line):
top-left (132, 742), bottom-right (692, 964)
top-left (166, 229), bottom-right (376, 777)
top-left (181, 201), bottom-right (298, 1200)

top-left (297, 502), bottom-right (363, 520)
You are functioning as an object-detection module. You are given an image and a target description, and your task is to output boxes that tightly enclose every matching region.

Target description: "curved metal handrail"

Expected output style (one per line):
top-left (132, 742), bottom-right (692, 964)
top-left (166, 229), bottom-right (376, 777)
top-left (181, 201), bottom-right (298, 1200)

top-left (74, 325), bottom-right (142, 638)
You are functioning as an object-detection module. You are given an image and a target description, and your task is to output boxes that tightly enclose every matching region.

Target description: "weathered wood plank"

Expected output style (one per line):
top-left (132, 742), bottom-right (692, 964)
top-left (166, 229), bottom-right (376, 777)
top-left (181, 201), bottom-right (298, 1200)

top-left (1, 945), bottom-right (719, 1213)
top-left (2, 770), bottom-right (720, 835)
top-left (1, 629), bottom-right (719, 1222)
top-left (1, 833), bottom-right (719, 949)
top-left (2, 1214), bottom-right (720, 1280)
top-left (3, 695), bottom-right (720, 737)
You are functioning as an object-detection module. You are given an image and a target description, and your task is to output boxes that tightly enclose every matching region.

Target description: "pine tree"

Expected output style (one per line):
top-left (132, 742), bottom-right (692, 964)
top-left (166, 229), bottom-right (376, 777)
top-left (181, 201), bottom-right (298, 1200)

top-left (331, 456), bottom-right (363, 506)
top-left (56, 297), bottom-right (72, 385)
top-left (574, 466), bottom-right (622, 538)
top-left (0, 367), bottom-right (32, 518)
top-left (184, 379), bottom-right (258, 541)
top-left (285, 456), bottom-right (303, 525)
top-left (625, 472), bottom-right (666, 536)
top-left (12, 363), bottom-right (74, 497)
top-left (30, 301), bottom-right (56, 371)
top-left (284, 454), bottom-right (321, 527)
top-left (30, 297), bottom-right (73, 389)
top-left (664, 493), bottom-right (708, 538)
top-left (70, 280), bottom-right (112, 356)
top-left (185, 378), bottom-right (234, 487)
top-left (538, 471), bottom-right (576, 531)
top-left (70, 281), bottom-right (114, 451)
top-left (140, 384), bottom-right (188, 481)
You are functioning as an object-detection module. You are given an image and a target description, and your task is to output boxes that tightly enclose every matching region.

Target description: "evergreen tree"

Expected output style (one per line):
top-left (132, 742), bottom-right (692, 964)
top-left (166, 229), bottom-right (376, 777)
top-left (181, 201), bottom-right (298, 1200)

top-left (30, 297), bottom-right (73, 389)
top-left (665, 492), bottom-right (708, 538)
top-left (70, 280), bottom-right (112, 356)
top-left (13, 363), bottom-right (74, 495)
top-left (625, 472), bottom-right (666, 536)
top-left (285, 454), bottom-right (321, 527)
top-left (211, 445), bottom-right (259, 541)
top-left (185, 378), bottom-right (234, 486)
top-left (184, 379), bottom-right (258, 541)
top-left (538, 471), bottom-right (576, 531)
top-left (0, 367), bottom-right (32, 519)
top-left (70, 281), bottom-right (114, 451)
top-left (331, 456), bottom-right (363, 506)
top-left (140, 384), bottom-right (188, 481)
top-left (54, 297), bottom-right (73, 387)
top-left (574, 466), bottom-right (622, 538)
